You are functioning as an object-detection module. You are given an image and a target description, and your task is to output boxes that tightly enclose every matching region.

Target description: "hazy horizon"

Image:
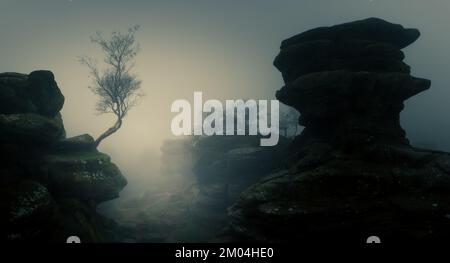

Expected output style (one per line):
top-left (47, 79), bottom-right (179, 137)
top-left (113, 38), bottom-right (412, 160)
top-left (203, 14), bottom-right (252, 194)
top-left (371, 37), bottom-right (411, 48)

top-left (2, 0), bottom-right (450, 181)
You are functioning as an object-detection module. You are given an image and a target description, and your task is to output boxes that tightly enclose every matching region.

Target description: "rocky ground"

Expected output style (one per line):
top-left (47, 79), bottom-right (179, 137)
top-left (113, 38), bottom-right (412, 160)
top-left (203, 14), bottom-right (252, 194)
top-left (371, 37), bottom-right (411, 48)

top-left (98, 135), bottom-right (290, 242)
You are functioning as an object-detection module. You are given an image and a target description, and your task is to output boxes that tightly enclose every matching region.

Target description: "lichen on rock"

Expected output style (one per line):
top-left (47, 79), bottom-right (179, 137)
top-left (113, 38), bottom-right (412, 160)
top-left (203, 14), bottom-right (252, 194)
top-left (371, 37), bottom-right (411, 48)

top-left (227, 18), bottom-right (450, 243)
top-left (0, 70), bottom-right (126, 242)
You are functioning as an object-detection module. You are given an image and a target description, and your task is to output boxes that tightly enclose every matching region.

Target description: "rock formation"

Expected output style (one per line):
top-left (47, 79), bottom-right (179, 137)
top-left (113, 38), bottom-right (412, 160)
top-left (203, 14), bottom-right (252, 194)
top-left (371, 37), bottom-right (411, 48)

top-left (228, 18), bottom-right (450, 243)
top-left (160, 138), bottom-right (195, 184)
top-left (192, 136), bottom-right (287, 220)
top-left (0, 70), bottom-right (127, 242)
top-left (153, 135), bottom-right (287, 241)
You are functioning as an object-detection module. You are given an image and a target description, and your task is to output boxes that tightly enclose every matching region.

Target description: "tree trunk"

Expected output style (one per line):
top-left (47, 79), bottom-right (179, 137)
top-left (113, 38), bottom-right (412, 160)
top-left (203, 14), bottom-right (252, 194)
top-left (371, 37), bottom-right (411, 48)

top-left (94, 117), bottom-right (122, 147)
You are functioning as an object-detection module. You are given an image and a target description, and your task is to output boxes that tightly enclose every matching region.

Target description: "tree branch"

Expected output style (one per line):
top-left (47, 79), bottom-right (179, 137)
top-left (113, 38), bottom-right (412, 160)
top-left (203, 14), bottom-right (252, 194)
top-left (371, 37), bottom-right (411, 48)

top-left (80, 25), bottom-right (143, 147)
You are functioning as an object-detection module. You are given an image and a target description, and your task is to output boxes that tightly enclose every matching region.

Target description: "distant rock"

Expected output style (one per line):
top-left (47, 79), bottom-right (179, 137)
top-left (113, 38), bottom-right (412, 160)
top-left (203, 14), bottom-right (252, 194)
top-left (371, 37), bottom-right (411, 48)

top-left (193, 136), bottom-right (288, 204)
top-left (186, 135), bottom-right (289, 241)
top-left (160, 138), bottom-right (194, 178)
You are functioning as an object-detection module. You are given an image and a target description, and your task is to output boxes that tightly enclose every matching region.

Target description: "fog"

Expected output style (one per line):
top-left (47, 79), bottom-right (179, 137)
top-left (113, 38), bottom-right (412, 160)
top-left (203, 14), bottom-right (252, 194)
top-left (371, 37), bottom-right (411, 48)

top-left (2, 1), bottom-right (450, 228)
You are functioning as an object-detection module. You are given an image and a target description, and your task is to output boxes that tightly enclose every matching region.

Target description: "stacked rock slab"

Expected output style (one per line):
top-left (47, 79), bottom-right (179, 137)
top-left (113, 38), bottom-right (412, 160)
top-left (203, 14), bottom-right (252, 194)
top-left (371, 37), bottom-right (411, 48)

top-left (0, 71), bottom-right (127, 242)
top-left (228, 18), bottom-right (450, 243)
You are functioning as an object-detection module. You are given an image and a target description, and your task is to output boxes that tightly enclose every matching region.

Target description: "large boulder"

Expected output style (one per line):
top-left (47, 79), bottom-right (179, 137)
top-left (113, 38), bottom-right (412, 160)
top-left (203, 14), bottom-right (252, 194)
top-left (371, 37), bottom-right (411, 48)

top-left (280, 17), bottom-right (420, 49)
top-left (274, 39), bottom-right (409, 82)
top-left (276, 71), bottom-right (430, 147)
top-left (0, 70), bottom-right (64, 117)
top-left (229, 146), bottom-right (450, 242)
top-left (0, 113), bottom-right (65, 144)
top-left (54, 134), bottom-right (96, 152)
top-left (276, 18), bottom-right (421, 83)
top-left (0, 73), bottom-right (35, 114)
top-left (41, 150), bottom-right (127, 203)
top-left (187, 135), bottom-right (289, 241)
top-left (227, 18), bottom-right (450, 243)
top-left (0, 70), bottom-right (126, 242)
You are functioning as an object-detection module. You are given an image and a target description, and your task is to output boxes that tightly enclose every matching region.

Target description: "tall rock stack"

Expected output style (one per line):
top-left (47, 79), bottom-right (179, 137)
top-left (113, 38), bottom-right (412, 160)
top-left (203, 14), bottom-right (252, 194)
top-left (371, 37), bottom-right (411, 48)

top-left (0, 70), bottom-right (127, 242)
top-left (274, 17), bottom-right (427, 149)
top-left (228, 18), bottom-right (450, 243)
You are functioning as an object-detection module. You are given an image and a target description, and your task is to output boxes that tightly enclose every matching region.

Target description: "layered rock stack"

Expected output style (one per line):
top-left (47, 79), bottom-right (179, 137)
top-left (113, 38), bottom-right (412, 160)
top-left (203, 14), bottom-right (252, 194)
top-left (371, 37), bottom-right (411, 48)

top-left (0, 71), bottom-right (127, 242)
top-left (228, 18), bottom-right (450, 243)
top-left (274, 17), bottom-right (428, 149)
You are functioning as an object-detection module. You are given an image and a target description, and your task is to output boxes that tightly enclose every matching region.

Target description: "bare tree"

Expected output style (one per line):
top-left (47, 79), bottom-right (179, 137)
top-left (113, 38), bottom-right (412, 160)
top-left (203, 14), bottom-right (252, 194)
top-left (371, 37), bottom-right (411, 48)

top-left (79, 25), bottom-right (143, 147)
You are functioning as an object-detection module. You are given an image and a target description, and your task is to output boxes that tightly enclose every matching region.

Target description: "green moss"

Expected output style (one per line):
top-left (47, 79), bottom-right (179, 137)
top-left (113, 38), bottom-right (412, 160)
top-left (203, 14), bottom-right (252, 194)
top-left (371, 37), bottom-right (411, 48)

top-left (41, 149), bottom-right (126, 203)
top-left (6, 180), bottom-right (53, 222)
top-left (46, 150), bottom-right (111, 163)
top-left (0, 113), bottom-right (64, 143)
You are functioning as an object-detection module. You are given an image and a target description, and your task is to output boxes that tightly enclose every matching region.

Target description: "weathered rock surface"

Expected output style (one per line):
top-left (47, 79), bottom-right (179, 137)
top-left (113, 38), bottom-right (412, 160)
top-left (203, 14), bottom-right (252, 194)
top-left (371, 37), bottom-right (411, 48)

top-left (228, 18), bottom-right (450, 243)
top-left (275, 18), bottom-right (420, 83)
top-left (183, 135), bottom-right (289, 241)
top-left (277, 71), bottom-right (430, 147)
top-left (54, 134), bottom-right (96, 151)
top-left (0, 70), bottom-right (126, 242)
top-left (0, 180), bottom-right (57, 241)
top-left (274, 39), bottom-right (410, 82)
top-left (193, 136), bottom-right (288, 208)
top-left (0, 113), bottom-right (65, 144)
top-left (280, 17), bottom-right (420, 49)
top-left (0, 71), bottom-right (64, 117)
top-left (41, 151), bottom-right (126, 203)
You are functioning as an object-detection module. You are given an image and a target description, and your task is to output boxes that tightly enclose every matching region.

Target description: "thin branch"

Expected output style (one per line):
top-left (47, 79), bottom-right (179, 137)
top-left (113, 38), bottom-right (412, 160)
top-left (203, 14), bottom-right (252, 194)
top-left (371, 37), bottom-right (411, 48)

top-left (79, 25), bottom-right (144, 146)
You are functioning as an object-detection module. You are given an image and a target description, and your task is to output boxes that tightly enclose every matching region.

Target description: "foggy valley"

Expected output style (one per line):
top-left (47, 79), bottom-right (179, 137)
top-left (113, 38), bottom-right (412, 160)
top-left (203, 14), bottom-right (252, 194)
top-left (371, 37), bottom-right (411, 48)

top-left (2, 0), bottom-right (450, 245)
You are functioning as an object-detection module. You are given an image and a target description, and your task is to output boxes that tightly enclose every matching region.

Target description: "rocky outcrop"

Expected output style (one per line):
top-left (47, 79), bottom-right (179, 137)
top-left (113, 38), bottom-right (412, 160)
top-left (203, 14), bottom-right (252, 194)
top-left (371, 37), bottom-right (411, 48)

top-left (191, 135), bottom-right (288, 240)
top-left (0, 70), bottom-right (126, 242)
top-left (193, 136), bottom-right (287, 209)
top-left (0, 71), bottom-right (64, 117)
top-left (228, 18), bottom-right (450, 243)
top-left (160, 138), bottom-right (194, 180)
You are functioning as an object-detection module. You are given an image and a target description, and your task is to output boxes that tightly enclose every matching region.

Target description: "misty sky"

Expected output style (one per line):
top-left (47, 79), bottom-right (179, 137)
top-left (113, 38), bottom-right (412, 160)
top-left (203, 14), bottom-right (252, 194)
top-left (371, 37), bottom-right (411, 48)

top-left (1, 0), bottom-right (450, 180)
